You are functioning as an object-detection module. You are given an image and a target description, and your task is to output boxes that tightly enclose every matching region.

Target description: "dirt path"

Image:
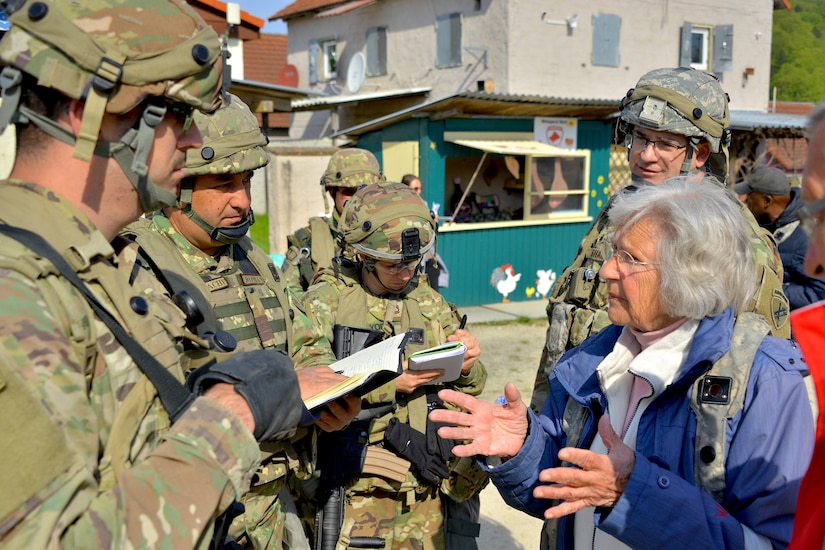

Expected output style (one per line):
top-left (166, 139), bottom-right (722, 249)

top-left (468, 318), bottom-right (549, 550)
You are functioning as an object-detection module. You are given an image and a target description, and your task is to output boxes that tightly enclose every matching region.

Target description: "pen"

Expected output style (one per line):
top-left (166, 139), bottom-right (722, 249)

top-left (458, 314), bottom-right (467, 330)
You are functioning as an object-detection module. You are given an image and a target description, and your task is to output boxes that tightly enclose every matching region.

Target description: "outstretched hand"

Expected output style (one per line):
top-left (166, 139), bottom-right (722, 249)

top-left (429, 382), bottom-right (529, 459)
top-left (534, 414), bottom-right (635, 519)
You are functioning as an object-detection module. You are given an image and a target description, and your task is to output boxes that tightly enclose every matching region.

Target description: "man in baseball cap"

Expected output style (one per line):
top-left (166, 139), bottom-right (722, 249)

top-left (736, 166), bottom-right (825, 310)
top-left (735, 165), bottom-right (791, 197)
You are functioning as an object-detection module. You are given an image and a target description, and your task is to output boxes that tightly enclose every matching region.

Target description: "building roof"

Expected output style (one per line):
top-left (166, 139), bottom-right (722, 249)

top-left (270, 0), bottom-right (348, 21)
top-left (729, 109), bottom-right (808, 136)
top-left (190, 0), bottom-right (263, 39)
top-left (242, 33), bottom-right (291, 129)
top-left (333, 91), bottom-right (619, 137)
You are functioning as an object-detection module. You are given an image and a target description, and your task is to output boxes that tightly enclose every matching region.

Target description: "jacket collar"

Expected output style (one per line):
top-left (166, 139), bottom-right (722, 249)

top-left (554, 308), bottom-right (736, 404)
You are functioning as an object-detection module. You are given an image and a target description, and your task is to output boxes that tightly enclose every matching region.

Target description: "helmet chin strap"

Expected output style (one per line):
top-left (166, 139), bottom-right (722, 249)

top-left (183, 205), bottom-right (255, 245)
top-left (1, 72), bottom-right (177, 213)
top-left (679, 146), bottom-right (696, 177)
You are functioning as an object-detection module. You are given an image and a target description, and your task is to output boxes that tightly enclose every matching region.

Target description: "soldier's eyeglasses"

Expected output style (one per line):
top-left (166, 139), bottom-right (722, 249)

top-left (165, 101), bottom-right (194, 135)
top-left (628, 132), bottom-right (688, 156)
top-left (797, 195), bottom-right (825, 239)
top-left (376, 258), bottom-right (421, 274)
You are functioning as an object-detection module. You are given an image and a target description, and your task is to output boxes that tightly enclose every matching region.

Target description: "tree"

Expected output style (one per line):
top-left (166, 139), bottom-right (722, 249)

top-left (771, 0), bottom-right (825, 102)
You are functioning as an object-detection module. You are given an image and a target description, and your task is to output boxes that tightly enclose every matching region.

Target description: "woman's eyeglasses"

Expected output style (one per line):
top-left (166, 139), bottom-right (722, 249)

top-left (600, 240), bottom-right (658, 272)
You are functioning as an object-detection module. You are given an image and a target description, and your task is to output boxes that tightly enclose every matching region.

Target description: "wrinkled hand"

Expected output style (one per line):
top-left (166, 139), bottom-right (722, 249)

top-left (429, 382), bottom-right (528, 459)
top-left (317, 393), bottom-right (361, 432)
top-left (395, 368), bottom-right (443, 394)
top-left (447, 329), bottom-right (480, 375)
top-left (535, 414), bottom-right (635, 519)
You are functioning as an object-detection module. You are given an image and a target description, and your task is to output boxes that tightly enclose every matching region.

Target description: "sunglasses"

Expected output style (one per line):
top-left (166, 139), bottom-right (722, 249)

top-left (164, 101), bottom-right (194, 134)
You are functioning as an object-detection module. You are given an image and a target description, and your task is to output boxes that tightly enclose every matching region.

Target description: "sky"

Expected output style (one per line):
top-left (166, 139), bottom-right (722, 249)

top-left (237, 0), bottom-right (293, 34)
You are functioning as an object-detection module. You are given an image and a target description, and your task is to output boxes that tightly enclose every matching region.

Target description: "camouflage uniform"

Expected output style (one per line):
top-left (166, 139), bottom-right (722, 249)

top-left (283, 149), bottom-right (385, 296)
top-left (295, 183), bottom-right (488, 550)
top-left (530, 68), bottom-right (791, 409)
top-left (0, 2), bottom-right (296, 547)
top-left (125, 95), bottom-right (326, 549)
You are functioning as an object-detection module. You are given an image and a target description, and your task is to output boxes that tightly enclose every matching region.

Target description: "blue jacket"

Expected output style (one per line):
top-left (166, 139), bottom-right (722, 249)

top-left (767, 187), bottom-right (825, 310)
top-left (485, 309), bottom-right (812, 549)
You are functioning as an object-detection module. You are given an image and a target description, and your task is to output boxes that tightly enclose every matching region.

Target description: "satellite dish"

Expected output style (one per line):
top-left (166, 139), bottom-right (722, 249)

top-left (346, 52), bottom-right (366, 94)
top-left (275, 64), bottom-right (299, 88)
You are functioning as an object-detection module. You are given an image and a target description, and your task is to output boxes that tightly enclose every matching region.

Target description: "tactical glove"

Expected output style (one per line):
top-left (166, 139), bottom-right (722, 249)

top-left (187, 349), bottom-right (304, 441)
top-left (384, 417), bottom-right (449, 483)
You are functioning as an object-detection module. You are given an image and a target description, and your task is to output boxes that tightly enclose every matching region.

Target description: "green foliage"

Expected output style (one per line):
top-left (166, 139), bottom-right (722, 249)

top-left (771, 0), bottom-right (825, 102)
top-left (249, 213), bottom-right (269, 253)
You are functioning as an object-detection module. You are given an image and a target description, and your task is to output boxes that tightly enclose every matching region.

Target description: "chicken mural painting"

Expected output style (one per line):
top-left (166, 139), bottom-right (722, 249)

top-left (536, 269), bottom-right (557, 300)
top-left (491, 263), bottom-right (521, 303)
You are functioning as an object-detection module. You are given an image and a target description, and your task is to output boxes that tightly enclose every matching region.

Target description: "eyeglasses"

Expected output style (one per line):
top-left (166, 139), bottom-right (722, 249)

top-left (628, 131), bottom-right (688, 156)
top-left (165, 101), bottom-right (194, 135)
top-left (375, 258), bottom-right (421, 274)
top-left (797, 195), bottom-right (825, 239)
top-left (334, 187), bottom-right (358, 197)
top-left (601, 241), bottom-right (658, 272)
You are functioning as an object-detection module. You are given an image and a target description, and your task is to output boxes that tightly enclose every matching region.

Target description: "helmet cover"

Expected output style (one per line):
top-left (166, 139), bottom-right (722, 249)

top-left (618, 67), bottom-right (730, 153)
top-left (321, 148), bottom-right (384, 189)
top-left (183, 93), bottom-right (269, 178)
top-left (339, 181), bottom-right (435, 261)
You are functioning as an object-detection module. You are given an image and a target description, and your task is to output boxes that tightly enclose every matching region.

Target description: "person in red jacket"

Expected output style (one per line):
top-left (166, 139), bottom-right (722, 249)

top-left (790, 98), bottom-right (825, 549)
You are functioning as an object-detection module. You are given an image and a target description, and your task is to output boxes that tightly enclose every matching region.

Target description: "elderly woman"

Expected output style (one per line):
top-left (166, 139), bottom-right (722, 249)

top-left (431, 177), bottom-right (813, 549)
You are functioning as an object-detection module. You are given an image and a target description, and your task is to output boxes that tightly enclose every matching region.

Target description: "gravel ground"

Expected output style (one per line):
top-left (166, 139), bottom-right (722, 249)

top-left (467, 318), bottom-right (549, 550)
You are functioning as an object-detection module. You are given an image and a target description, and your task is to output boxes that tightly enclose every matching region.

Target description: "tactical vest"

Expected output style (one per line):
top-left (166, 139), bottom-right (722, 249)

top-left (540, 313), bottom-right (772, 549)
top-left (285, 216), bottom-right (337, 292)
top-left (127, 217), bottom-right (292, 353)
top-left (0, 183), bottom-right (192, 517)
top-left (531, 187), bottom-right (792, 412)
top-left (316, 265), bottom-right (441, 434)
top-left (315, 265), bottom-right (488, 498)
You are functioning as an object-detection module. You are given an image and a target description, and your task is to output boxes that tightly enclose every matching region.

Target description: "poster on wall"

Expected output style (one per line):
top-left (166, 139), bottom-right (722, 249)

top-left (534, 117), bottom-right (578, 150)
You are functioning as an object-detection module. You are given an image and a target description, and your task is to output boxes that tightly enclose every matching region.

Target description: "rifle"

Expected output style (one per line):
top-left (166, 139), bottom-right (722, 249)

top-left (315, 325), bottom-right (388, 550)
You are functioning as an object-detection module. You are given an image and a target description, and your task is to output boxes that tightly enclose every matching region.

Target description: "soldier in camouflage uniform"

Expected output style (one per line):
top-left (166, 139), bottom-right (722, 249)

top-left (530, 67), bottom-right (791, 412)
top-left (0, 1), bottom-right (309, 547)
top-left (124, 94), bottom-right (360, 549)
top-left (283, 148), bottom-right (385, 296)
top-left (294, 182), bottom-right (489, 550)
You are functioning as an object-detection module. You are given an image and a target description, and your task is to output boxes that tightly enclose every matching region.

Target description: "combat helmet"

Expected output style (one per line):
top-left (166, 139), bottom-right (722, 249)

top-left (339, 181), bottom-right (435, 271)
top-left (616, 67), bottom-right (732, 183)
top-left (178, 94), bottom-right (267, 244)
top-left (0, 0), bottom-right (225, 211)
top-left (321, 148), bottom-right (384, 189)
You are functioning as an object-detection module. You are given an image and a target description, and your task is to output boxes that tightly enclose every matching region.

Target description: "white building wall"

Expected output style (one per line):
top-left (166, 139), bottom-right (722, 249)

top-left (285, 0), bottom-right (775, 139)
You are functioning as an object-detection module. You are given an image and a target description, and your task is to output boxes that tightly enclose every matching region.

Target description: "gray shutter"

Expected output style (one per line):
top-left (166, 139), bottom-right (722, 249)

top-left (309, 39), bottom-right (320, 85)
top-left (679, 21), bottom-right (693, 67)
top-left (713, 24), bottom-right (734, 72)
top-left (592, 13), bottom-right (621, 67)
top-left (367, 27), bottom-right (387, 76)
top-left (436, 13), bottom-right (462, 67)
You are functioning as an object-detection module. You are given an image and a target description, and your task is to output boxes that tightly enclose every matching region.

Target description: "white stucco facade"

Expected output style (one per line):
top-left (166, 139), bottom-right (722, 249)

top-left (282, 0), bottom-right (775, 139)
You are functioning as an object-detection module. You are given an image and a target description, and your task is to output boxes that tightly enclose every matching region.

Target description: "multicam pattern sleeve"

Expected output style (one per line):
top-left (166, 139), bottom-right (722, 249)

top-left (0, 182), bottom-right (260, 548)
top-left (0, 269), bottom-right (260, 548)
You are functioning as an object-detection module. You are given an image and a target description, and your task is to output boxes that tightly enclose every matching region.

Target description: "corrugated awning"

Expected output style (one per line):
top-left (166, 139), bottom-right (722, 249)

top-left (446, 139), bottom-right (580, 157)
